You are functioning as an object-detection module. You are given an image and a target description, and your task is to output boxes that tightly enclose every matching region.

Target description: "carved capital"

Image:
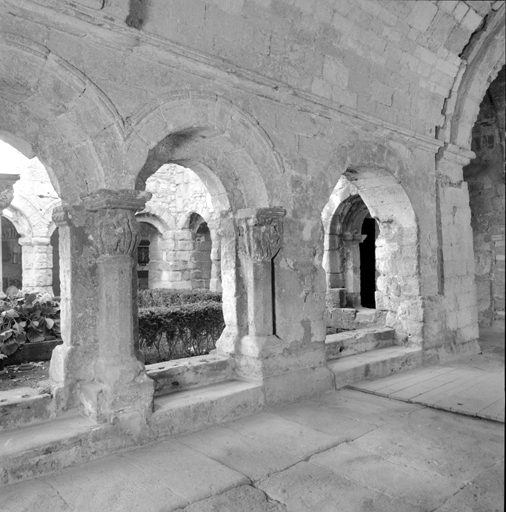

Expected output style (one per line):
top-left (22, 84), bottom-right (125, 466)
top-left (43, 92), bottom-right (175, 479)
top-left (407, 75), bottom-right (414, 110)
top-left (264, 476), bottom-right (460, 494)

top-left (237, 207), bottom-right (286, 261)
top-left (0, 174), bottom-right (19, 210)
top-left (83, 190), bottom-right (151, 258)
top-left (52, 205), bottom-right (72, 227)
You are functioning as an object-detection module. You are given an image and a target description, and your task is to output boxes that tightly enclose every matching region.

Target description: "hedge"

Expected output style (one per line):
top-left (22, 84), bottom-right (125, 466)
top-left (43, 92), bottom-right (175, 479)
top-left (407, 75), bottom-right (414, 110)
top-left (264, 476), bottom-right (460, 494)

top-left (138, 288), bottom-right (222, 308)
top-left (138, 301), bottom-right (225, 363)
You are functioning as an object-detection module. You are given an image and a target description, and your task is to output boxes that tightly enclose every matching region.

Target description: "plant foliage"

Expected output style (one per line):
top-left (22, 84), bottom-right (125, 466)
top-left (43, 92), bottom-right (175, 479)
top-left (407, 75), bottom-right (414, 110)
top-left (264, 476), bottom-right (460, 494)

top-left (138, 301), bottom-right (224, 363)
top-left (0, 292), bottom-right (61, 357)
top-left (138, 288), bottom-right (222, 308)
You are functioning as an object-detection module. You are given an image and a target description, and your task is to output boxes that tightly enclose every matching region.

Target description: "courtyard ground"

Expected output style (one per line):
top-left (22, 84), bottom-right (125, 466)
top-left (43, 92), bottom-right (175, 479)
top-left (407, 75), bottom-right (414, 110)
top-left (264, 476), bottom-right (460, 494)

top-left (1, 324), bottom-right (504, 512)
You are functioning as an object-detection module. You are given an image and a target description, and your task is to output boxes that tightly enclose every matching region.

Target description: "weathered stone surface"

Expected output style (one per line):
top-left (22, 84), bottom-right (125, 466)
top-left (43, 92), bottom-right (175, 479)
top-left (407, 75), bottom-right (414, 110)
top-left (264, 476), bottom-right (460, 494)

top-left (0, 0), bottom-right (503, 486)
top-left (146, 353), bottom-right (235, 395)
top-left (174, 486), bottom-right (287, 512)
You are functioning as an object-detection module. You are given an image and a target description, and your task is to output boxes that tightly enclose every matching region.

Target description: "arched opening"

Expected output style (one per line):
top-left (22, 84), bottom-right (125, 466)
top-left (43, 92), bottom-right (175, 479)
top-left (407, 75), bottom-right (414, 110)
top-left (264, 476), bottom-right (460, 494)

top-left (322, 162), bottom-right (420, 344)
top-left (463, 66), bottom-right (505, 327)
top-left (0, 140), bottom-right (64, 391)
top-left (1, 216), bottom-right (22, 293)
top-left (139, 163), bottom-right (222, 292)
top-left (137, 222), bottom-right (160, 290)
top-left (326, 193), bottom-right (378, 309)
top-left (360, 216), bottom-right (378, 309)
top-left (188, 213), bottom-right (212, 290)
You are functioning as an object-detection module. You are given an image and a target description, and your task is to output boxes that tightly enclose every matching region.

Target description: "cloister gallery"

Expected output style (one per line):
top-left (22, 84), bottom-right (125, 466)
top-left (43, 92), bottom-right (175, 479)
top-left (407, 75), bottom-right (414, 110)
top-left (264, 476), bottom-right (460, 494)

top-left (0, 0), bottom-right (504, 484)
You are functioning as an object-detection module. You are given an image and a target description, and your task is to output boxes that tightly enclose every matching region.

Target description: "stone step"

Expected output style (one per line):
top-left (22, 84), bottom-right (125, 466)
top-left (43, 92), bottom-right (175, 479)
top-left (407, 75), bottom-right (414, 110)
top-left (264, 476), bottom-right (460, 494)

top-left (326, 307), bottom-right (386, 333)
top-left (0, 387), bottom-right (53, 432)
top-left (150, 379), bottom-right (264, 439)
top-left (328, 346), bottom-right (423, 389)
top-left (325, 327), bottom-right (395, 360)
top-left (146, 353), bottom-right (235, 396)
top-left (0, 379), bottom-right (264, 487)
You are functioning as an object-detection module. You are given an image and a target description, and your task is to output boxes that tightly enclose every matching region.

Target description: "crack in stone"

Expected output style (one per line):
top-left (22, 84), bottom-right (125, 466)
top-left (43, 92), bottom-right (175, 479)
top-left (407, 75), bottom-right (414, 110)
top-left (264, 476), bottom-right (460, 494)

top-left (46, 481), bottom-right (76, 512)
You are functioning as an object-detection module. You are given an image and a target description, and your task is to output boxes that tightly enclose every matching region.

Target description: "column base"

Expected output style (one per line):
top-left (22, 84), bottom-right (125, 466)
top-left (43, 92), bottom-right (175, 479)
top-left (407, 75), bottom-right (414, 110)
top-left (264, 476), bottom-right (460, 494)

top-left (79, 363), bottom-right (154, 424)
top-left (232, 335), bottom-right (332, 404)
top-left (48, 344), bottom-right (84, 412)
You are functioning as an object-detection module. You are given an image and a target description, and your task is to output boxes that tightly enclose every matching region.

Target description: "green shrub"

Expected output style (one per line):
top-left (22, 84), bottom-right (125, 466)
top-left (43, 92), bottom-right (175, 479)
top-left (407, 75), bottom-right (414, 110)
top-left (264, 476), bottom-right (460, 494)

top-left (138, 301), bottom-right (225, 363)
top-left (0, 292), bottom-right (61, 358)
top-left (137, 288), bottom-right (222, 308)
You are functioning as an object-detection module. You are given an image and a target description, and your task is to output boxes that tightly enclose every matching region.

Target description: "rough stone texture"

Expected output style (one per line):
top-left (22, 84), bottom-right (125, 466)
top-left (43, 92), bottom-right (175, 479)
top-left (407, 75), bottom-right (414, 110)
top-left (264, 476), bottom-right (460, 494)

top-left (174, 486), bottom-right (287, 512)
top-left (138, 163), bottom-right (220, 290)
top-left (463, 67), bottom-right (505, 326)
top-left (0, 0), bottom-right (503, 476)
top-left (1, 142), bottom-right (61, 294)
top-left (146, 354), bottom-right (235, 395)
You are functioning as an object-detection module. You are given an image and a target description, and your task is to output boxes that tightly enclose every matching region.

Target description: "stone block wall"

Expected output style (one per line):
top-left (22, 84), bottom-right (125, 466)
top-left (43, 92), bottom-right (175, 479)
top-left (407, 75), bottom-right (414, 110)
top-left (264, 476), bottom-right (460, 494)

top-left (1, 141), bottom-right (61, 295)
top-left (464, 66), bottom-right (505, 326)
top-left (121, 0), bottom-right (490, 138)
top-left (0, 0), bottom-right (503, 421)
top-left (139, 164), bottom-right (219, 290)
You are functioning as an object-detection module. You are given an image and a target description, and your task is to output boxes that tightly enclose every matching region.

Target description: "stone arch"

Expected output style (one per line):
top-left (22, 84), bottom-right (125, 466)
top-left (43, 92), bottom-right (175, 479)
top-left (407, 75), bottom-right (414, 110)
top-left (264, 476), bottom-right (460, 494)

top-left (323, 141), bottom-right (421, 344)
top-left (0, 32), bottom-right (126, 202)
top-left (3, 203), bottom-right (34, 239)
top-left (178, 208), bottom-right (212, 230)
top-left (125, 91), bottom-right (289, 211)
top-left (445, 5), bottom-right (506, 149)
top-left (135, 212), bottom-right (169, 235)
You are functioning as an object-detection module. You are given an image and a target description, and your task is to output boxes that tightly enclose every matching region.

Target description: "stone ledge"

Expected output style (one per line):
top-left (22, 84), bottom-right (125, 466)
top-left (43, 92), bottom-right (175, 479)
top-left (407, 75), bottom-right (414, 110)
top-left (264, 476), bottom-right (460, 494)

top-left (325, 327), bottom-right (395, 360)
top-left (0, 387), bottom-right (53, 432)
top-left (328, 346), bottom-right (423, 389)
top-left (150, 380), bottom-right (265, 439)
top-left (146, 353), bottom-right (235, 396)
top-left (0, 380), bottom-right (265, 487)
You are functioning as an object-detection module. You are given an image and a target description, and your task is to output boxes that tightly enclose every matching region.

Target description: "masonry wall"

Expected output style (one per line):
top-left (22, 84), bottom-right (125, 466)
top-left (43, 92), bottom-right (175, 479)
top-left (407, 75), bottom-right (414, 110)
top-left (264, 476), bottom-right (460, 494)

top-left (0, 0), bottom-right (502, 414)
top-left (464, 67), bottom-right (505, 326)
top-left (141, 164), bottom-right (218, 290)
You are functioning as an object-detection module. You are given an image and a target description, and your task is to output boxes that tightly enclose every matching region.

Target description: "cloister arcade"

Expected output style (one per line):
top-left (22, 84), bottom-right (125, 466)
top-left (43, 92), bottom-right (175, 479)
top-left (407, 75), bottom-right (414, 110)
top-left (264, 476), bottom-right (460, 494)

top-left (0, 0), bottom-right (503, 485)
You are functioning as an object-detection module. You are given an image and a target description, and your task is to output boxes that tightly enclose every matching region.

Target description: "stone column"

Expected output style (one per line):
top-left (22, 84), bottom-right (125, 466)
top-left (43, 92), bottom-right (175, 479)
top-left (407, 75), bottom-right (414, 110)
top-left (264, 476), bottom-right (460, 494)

top-left (18, 237), bottom-right (53, 294)
top-left (80, 189), bottom-right (154, 424)
top-left (215, 211), bottom-right (247, 355)
top-left (209, 226), bottom-right (222, 293)
top-left (49, 204), bottom-right (98, 413)
top-left (0, 174), bottom-right (19, 296)
top-left (234, 207), bottom-right (286, 378)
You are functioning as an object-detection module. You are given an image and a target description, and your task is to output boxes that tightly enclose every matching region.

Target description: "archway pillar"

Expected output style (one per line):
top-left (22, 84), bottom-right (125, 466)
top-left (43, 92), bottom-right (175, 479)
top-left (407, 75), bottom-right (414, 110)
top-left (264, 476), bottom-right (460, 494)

top-left (48, 205), bottom-right (99, 414)
top-left (237, 208), bottom-right (285, 344)
top-left (18, 237), bottom-right (53, 294)
top-left (78, 190), bottom-right (154, 425)
top-left (209, 227), bottom-right (222, 293)
top-left (435, 145), bottom-right (480, 355)
top-left (215, 212), bottom-right (246, 355)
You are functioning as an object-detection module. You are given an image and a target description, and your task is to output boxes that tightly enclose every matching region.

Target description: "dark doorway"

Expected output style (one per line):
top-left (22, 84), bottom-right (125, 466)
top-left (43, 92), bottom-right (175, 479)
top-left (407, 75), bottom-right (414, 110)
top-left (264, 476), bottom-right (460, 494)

top-left (360, 217), bottom-right (376, 308)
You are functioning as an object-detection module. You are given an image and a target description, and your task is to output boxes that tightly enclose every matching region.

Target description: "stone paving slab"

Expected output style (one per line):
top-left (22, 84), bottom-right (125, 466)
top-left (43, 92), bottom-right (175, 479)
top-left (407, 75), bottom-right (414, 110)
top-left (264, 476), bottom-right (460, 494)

top-left (177, 425), bottom-right (301, 481)
top-left (258, 461), bottom-right (426, 512)
top-left (1, 389), bottom-right (504, 512)
top-left (434, 459), bottom-right (504, 512)
top-left (350, 329), bottom-right (505, 422)
top-left (350, 406), bottom-right (504, 480)
top-left (311, 442), bottom-right (462, 510)
top-left (267, 401), bottom-right (378, 440)
top-left (44, 454), bottom-right (187, 512)
top-left (120, 439), bottom-right (250, 503)
top-left (174, 486), bottom-right (287, 512)
top-left (224, 412), bottom-right (340, 459)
